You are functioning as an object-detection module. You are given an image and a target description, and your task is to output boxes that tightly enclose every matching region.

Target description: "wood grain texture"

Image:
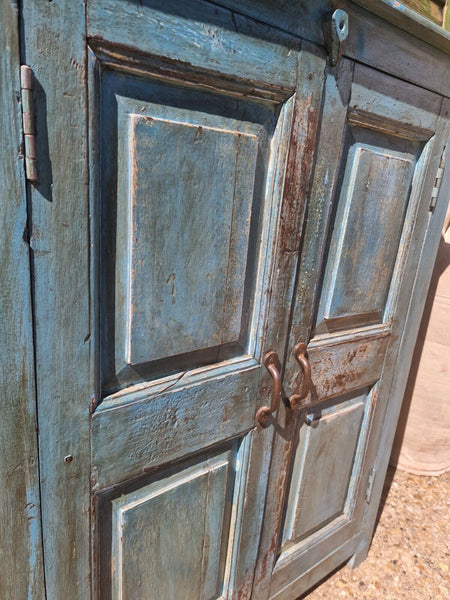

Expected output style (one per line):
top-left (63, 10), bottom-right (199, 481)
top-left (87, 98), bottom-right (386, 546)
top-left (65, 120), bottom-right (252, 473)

top-left (349, 99), bottom-right (450, 568)
top-left (253, 66), bottom-right (354, 600)
top-left (14, 3), bottom-right (448, 598)
top-left (21, 1), bottom-right (91, 597)
top-left (250, 46), bottom-right (328, 600)
top-left (284, 58), bottom-right (354, 397)
top-left (92, 360), bottom-right (259, 490)
top-left (0, 2), bottom-right (45, 598)
top-left (336, 1), bottom-right (450, 97)
top-left (110, 451), bottom-right (234, 599)
top-left (350, 63), bottom-right (441, 137)
top-left (352, 0), bottom-right (450, 49)
top-left (89, 5), bottom-right (302, 598)
top-left (123, 116), bottom-right (256, 363)
top-left (315, 140), bottom-right (416, 333)
top-left (306, 331), bottom-right (390, 401)
top-left (258, 57), bottom-right (446, 600)
top-left (206, 0), bottom-right (450, 96)
top-left (97, 66), bottom-right (279, 391)
top-left (87, 0), bottom-right (298, 93)
top-left (269, 536), bottom-right (360, 600)
top-left (282, 397), bottom-right (366, 545)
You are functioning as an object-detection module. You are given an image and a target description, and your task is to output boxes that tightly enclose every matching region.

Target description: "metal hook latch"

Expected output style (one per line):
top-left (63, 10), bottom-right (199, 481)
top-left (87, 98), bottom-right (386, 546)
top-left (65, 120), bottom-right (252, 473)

top-left (256, 351), bottom-right (282, 427)
top-left (322, 9), bottom-right (349, 67)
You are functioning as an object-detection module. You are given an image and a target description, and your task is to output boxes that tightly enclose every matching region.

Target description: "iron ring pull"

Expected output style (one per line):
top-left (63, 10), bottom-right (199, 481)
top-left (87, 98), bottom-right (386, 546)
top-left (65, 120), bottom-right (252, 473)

top-left (256, 351), bottom-right (282, 426)
top-left (289, 343), bottom-right (312, 410)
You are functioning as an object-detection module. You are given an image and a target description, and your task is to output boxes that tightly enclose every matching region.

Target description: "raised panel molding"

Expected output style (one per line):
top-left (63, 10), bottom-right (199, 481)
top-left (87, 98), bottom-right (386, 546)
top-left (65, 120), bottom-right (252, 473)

top-left (118, 107), bottom-right (258, 367)
top-left (97, 439), bottom-right (251, 600)
top-left (94, 57), bottom-right (295, 396)
top-left (281, 393), bottom-right (367, 547)
top-left (315, 128), bottom-right (422, 334)
top-left (111, 455), bottom-right (231, 599)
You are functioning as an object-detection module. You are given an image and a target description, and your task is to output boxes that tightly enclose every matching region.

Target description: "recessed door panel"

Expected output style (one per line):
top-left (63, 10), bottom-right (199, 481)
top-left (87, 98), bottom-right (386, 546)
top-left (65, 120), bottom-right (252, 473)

top-left (315, 130), bottom-right (419, 334)
top-left (98, 440), bottom-right (249, 600)
top-left (98, 67), bottom-right (289, 395)
top-left (282, 392), bottom-right (366, 546)
top-left (110, 453), bottom-right (232, 600)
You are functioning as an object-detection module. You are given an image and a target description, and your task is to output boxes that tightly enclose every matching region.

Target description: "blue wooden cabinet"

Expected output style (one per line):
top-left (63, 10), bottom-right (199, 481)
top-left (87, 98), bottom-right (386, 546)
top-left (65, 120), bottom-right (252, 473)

top-left (1, 1), bottom-right (449, 598)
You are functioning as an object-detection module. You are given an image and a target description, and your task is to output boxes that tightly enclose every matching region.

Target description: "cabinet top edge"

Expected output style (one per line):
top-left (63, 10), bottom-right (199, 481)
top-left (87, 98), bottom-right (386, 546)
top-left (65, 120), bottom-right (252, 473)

top-left (352, 0), bottom-right (450, 55)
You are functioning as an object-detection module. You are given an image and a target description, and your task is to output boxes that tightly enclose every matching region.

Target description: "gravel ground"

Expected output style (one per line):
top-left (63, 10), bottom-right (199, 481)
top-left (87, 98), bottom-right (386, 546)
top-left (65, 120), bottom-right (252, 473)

top-left (300, 466), bottom-right (450, 600)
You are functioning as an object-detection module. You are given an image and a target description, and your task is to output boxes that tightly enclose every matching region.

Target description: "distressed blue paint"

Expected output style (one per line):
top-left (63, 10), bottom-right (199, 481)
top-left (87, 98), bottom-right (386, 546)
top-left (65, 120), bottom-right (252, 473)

top-left (10, 3), bottom-right (449, 599)
top-left (89, 4), bottom-right (297, 597)
top-left (0, 2), bottom-right (45, 598)
top-left (315, 138), bottom-right (418, 333)
top-left (256, 57), bottom-right (449, 600)
top-left (110, 448), bottom-right (235, 598)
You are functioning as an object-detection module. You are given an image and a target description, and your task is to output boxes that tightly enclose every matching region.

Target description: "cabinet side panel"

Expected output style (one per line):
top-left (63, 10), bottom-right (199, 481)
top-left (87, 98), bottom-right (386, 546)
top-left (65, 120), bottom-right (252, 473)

top-left (21, 1), bottom-right (91, 597)
top-left (0, 2), bottom-right (45, 598)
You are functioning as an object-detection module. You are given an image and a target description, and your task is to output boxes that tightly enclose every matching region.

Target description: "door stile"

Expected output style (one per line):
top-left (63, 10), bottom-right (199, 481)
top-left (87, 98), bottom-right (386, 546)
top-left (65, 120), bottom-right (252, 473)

top-left (0, 2), bottom-right (45, 598)
top-left (20, 2), bottom-right (92, 598)
top-left (250, 44), bottom-right (328, 600)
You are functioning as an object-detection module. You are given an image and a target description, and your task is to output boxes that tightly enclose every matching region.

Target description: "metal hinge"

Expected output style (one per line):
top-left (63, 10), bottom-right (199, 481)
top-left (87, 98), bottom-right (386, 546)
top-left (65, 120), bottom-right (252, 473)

top-left (20, 65), bottom-right (38, 183)
top-left (365, 467), bottom-right (376, 504)
top-left (429, 145), bottom-right (446, 212)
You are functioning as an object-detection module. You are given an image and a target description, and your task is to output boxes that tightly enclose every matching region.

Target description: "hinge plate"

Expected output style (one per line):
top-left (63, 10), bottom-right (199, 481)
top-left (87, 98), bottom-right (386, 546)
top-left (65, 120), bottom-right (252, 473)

top-left (429, 145), bottom-right (446, 212)
top-left (20, 65), bottom-right (38, 183)
top-left (365, 467), bottom-right (376, 504)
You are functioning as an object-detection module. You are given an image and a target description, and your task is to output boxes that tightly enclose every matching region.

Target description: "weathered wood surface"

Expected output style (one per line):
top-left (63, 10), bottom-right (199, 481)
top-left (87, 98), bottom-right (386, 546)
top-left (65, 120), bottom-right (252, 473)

top-left (350, 63), bottom-right (441, 136)
top-left (350, 98), bottom-right (450, 568)
top-left (251, 46), bottom-right (328, 600)
top-left (109, 450), bottom-right (234, 599)
top-left (306, 331), bottom-right (390, 401)
top-left (352, 0), bottom-right (450, 41)
top-left (96, 63), bottom-right (286, 393)
top-left (89, 4), bottom-right (303, 597)
top-left (282, 397), bottom-right (366, 544)
top-left (256, 48), bottom-right (447, 600)
top-left (337, 2), bottom-right (450, 96)
top-left (0, 1), bottom-right (45, 598)
top-left (12, 2), bottom-right (449, 598)
top-left (21, 1), bottom-right (91, 597)
top-left (88, 0), bottom-right (299, 93)
top-left (215, 0), bottom-right (450, 94)
top-left (315, 143), bottom-right (415, 333)
top-left (92, 360), bottom-right (259, 490)
top-left (254, 61), bottom-right (365, 600)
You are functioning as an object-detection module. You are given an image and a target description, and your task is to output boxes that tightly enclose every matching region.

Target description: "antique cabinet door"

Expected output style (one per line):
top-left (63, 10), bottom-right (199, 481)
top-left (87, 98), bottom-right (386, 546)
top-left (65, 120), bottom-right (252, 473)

top-left (21, 1), bottom-right (325, 598)
top-left (253, 61), bottom-right (449, 600)
top-left (88, 6), bottom-right (299, 598)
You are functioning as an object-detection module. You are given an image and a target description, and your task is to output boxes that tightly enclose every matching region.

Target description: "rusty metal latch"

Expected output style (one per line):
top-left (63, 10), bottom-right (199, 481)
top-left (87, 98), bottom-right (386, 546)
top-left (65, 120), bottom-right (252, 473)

top-left (322, 9), bottom-right (349, 67)
top-left (289, 343), bottom-right (312, 409)
top-left (256, 351), bottom-right (282, 427)
top-left (20, 65), bottom-right (38, 183)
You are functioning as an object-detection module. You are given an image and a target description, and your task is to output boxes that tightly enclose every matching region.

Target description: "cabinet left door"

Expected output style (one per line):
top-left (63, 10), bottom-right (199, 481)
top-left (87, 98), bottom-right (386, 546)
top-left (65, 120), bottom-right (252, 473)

top-left (23, 2), bottom-right (310, 598)
top-left (0, 2), bottom-right (45, 598)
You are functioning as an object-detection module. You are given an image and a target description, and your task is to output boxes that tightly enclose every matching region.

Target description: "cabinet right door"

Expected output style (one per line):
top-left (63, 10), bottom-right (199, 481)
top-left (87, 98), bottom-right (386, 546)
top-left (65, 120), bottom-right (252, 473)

top-left (254, 60), bottom-right (448, 600)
